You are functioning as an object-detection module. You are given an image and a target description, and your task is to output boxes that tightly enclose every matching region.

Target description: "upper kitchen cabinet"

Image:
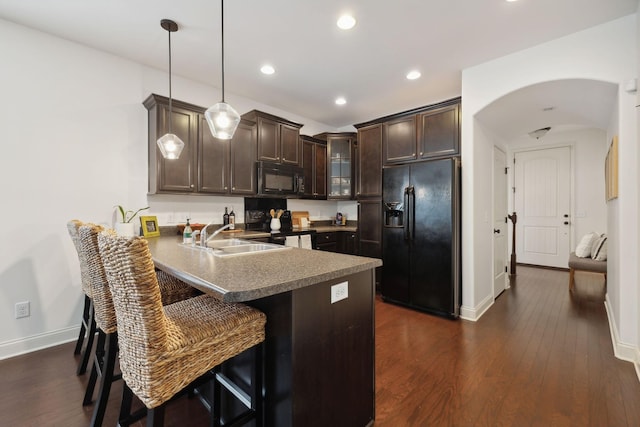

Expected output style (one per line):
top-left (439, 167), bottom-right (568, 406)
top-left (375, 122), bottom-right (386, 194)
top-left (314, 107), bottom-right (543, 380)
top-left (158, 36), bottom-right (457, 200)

top-left (300, 135), bottom-right (327, 199)
top-left (198, 118), bottom-right (257, 195)
top-left (145, 94), bottom-right (199, 194)
top-left (417, 102), bottom-right (460, 159)
top-left (314, 132), bottom-right (356, 200)
top-left (381, 97), bottom-right (461, 165)
top-left (229, 120), bottom-right (258, 195)
top-left (242, 110), bottom-right (303, 166)
top-left (354, 123), bottom-right (383, 198)
top-left (383, 115), bottom-right (416, 165)
top-left (144, 94), bottom-right (257, 196)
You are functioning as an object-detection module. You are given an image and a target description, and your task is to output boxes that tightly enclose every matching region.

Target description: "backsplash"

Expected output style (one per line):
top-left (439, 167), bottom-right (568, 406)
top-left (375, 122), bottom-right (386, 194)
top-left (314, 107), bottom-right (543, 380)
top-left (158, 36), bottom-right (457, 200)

top-left (147, 194), bottom-right (358, 226)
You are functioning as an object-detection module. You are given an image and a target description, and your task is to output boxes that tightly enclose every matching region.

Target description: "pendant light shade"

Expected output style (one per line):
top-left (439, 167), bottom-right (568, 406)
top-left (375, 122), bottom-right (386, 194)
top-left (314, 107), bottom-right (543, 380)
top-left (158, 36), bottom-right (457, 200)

top-left (205, 102), bottom-right (240, 140)
top-left (157, 19), bottom-right (185, 159)
top-left (205, 0), bottom-right (240, 140)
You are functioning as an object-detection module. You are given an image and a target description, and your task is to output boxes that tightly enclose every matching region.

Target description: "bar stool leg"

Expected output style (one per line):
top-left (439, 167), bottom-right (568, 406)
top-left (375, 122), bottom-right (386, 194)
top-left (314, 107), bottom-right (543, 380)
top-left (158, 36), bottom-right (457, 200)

top-left (89, 333), bottom-right (118, 427)
top-left (83, 329), bottom-right (106, 406)
top-left (77, 302), bottom-right (97, 375)
top-left (74, 294), bottom-right (91, 355)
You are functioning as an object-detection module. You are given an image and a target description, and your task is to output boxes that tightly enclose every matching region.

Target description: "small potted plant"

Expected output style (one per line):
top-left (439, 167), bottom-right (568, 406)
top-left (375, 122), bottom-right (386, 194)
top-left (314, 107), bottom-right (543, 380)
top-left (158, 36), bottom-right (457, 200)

top-left (114, 205), bottom-right (149, 236)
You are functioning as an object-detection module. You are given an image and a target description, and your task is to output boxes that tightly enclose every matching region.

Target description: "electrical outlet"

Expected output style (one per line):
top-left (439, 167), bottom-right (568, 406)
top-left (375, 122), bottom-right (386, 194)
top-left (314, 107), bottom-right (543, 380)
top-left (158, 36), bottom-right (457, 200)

top-left (331, 282), bottom-right (348, 304)
top-left (15, 301), bottom-right (30, 319)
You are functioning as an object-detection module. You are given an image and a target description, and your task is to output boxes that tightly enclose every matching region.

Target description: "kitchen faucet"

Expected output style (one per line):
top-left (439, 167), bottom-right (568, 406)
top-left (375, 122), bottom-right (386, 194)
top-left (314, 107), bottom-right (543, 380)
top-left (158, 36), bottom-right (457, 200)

top-left (200, 223), bottom-right (233, 247)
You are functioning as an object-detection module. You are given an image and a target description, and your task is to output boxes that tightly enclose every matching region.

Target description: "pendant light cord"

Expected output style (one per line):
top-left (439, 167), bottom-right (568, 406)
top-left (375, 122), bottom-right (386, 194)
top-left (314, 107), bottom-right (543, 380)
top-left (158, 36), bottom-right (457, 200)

top-left (168, 26), bottom-right (173, 134)
top-left (221, 0), bottom-right (225, 103)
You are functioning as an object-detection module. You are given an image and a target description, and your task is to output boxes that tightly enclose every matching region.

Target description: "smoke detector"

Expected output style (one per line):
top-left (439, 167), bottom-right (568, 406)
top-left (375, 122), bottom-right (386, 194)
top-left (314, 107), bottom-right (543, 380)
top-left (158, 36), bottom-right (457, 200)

top-left (528, 127), bottom-right (551, 139)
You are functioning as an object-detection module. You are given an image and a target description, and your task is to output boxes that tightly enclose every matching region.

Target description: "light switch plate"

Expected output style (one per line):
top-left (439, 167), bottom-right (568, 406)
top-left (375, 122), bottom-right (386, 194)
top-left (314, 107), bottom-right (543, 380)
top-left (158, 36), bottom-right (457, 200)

top-left (331, 281), bottom-right (348, 304)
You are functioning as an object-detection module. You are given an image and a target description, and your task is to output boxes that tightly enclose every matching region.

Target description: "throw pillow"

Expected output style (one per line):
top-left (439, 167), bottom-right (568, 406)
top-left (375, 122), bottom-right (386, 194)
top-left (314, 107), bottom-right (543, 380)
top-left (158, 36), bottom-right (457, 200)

top-left (575, 232), bottom-right (598, 258)
top-left (592, 235), bottom-right (607, 261)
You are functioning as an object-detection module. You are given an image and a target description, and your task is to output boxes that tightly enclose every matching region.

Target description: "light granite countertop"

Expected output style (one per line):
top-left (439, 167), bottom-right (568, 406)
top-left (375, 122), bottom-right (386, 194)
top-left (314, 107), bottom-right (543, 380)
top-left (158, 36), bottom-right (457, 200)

top-left (146, 235), bottom-right (381, 303)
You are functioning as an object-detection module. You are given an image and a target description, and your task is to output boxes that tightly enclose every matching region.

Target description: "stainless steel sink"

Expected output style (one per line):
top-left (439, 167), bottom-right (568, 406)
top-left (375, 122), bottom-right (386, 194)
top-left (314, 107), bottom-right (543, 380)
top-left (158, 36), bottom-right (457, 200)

top-left (208, 238), bottom-right (253, 249)
top-left (180, 238), bottom-right (292, 257)
top-left (212, 242), bottom-right (292, 257)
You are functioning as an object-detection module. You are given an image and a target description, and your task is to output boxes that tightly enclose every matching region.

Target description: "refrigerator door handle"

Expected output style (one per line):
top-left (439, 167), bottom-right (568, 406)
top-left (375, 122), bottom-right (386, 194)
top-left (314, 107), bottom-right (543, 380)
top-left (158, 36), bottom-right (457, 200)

top-left (403, 187), bottom-right (410, 240)
top-left (408, 185), bottom-right (415, 241)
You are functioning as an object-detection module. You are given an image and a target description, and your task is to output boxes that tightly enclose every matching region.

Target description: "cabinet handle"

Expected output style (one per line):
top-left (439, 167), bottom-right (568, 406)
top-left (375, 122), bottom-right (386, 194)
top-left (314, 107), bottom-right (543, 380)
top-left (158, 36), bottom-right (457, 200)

top-left (412, 153), bottom-right (416, 156)
top-left (232, 187), bottom-right (235, 190)
top-left (190, 184), bottom-right (194, 188)
top-left (419, 152), bottom-right (423, 156)
top-left (224, 186), bottom-right (228, 190)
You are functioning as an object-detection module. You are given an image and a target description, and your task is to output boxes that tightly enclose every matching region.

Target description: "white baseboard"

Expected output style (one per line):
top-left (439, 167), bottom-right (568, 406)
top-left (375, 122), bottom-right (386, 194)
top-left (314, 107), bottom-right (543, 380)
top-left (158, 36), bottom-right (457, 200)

top-left (460, 293), bottom-right (494, 321)
top-left (0, 326), bottom-right (79, 360)
top-left (604, 294), bottom-right (640, 383)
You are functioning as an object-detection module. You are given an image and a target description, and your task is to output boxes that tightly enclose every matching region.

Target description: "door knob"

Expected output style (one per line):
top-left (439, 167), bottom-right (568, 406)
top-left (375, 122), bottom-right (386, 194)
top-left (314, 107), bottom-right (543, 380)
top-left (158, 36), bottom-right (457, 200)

top-left (494, 229), bottom-right (501, 234)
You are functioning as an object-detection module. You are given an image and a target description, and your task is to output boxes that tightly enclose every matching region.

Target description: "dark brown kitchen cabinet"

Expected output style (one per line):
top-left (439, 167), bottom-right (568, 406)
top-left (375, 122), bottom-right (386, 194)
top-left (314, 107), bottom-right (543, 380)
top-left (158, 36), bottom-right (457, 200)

top-left (383, 115), bottom-right (416, 165)
top-left (357, 200), bottom-right (382, 259)
top-left (229, 120), bottom-right (258, 194)
top-left (316, 232), bottom-right (338, 252)
top-left (417, 102), bottom-right (460, 159)
top-left (242, 110), bottom-right (303, 166)
top-left (145, 94), bottom-right (257, 196)
top-left (355, 124), bottom-right (382, 198)
top-left (338, 231), bottom-right (358, 255)
top-left (300, 135), bottom-right (327, 199)
top-left (314, 132), bottom-right (356, 200)
top-left (381, 99), bottom-right (460, 165)
top-left (145, 94), bottom-right (199, 194)
top-left (198, 118), bottom-right (257, 195)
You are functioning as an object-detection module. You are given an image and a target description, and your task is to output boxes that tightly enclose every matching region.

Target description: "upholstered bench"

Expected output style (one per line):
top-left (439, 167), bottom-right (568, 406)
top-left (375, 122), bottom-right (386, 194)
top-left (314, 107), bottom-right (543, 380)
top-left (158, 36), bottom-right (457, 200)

top-left (568, 252), bottom-right (607, 291)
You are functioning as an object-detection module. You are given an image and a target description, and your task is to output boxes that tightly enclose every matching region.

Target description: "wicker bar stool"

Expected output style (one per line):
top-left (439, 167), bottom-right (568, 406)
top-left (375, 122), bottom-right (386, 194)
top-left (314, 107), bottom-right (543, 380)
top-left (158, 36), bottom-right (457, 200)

top-left (98, 229), bottom-right (266, 427)
top-left (67, 219), bottom-right (98, 376)
top-left (77, 223), bottom-right (201, 427)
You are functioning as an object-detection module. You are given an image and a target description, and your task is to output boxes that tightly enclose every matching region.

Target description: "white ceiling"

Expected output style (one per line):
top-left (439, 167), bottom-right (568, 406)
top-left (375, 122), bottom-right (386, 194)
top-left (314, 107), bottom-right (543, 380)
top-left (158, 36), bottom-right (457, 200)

top-left (0, 0), bottom-right (636, 133)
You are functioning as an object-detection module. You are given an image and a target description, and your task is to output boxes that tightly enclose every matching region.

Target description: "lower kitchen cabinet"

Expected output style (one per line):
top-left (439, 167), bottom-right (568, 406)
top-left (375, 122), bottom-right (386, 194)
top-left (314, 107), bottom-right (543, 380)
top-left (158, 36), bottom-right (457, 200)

top-left (316, 232), bottom-right (338, 252)
top-left (338, 231), bottom-right (357, 255)
top-left (316, 231), bottom-right (358, 255)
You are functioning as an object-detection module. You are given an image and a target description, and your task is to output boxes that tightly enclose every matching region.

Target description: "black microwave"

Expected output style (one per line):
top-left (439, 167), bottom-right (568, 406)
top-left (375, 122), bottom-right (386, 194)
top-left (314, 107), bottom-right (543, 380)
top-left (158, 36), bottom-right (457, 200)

top-left (256, 161), bottom-right (304, 196)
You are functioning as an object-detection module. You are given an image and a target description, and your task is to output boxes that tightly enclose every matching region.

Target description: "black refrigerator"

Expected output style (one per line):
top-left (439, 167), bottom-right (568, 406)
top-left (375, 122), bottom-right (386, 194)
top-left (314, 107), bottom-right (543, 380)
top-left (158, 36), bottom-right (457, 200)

top-left (381, 158), bottom-right (461, 318)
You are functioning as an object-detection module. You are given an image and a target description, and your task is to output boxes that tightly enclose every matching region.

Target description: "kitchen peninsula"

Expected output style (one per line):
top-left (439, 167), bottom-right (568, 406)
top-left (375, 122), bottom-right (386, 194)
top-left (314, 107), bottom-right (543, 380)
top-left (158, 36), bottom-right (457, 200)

top-left (146, 235), bottom-right (382, 427)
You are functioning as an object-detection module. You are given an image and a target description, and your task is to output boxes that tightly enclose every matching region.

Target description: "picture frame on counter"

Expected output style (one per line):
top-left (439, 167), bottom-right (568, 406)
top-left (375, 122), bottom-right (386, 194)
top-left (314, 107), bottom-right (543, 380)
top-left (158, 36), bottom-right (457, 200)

top-left (140, 215), bottom-right (160, 238)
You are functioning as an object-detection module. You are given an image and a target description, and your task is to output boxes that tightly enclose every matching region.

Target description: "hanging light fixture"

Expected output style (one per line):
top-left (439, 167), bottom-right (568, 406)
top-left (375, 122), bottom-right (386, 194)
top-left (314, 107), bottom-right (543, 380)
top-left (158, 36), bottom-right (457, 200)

top-left (157, 19), bottom-right (185, 160)
top-left (205, 0), bottom-right (241, 140)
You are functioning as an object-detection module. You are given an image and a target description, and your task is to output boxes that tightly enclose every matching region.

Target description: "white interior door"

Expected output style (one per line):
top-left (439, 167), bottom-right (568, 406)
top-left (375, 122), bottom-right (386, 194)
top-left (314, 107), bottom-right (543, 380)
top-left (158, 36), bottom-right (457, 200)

top-left (514, 147), bottom-right (571, 268)
top-left (493, 147), bottom-right (508, 298)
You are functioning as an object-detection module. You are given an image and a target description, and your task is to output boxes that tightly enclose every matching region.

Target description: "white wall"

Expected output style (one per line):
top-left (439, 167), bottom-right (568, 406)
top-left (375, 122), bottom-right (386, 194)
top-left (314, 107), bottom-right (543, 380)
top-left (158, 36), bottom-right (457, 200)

top-left (461, 14), bottom-right (638, 365)
top-left (0, 17), bottom-right (349, 358)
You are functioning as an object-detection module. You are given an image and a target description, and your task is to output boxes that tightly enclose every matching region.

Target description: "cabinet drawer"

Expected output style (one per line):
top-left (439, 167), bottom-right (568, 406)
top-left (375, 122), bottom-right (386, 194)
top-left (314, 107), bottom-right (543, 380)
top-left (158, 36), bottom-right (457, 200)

top-left (317, 232), bottom-right (337, 243)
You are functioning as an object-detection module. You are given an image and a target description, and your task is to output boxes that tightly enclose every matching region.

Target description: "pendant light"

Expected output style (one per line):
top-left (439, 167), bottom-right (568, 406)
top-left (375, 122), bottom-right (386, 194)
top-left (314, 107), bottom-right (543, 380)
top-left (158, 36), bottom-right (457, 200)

top-left (157, 19), bottom-right (185, 160)
top-left (205, 0), bottom-right (241, 140)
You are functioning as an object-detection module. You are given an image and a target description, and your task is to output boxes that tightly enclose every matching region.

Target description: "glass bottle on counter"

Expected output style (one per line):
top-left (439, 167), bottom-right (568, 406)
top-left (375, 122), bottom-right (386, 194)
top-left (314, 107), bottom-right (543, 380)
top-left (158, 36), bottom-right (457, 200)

top-left (223, 207), bottom-right (229, 225)
top-left (229, 207), bottom-right (235, 230)
top-left (183, 218), bottom-right (193, 244)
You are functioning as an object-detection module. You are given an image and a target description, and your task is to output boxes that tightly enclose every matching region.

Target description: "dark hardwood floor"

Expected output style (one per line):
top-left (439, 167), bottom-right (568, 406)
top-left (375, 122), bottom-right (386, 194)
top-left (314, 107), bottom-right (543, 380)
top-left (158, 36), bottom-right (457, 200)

top-left (1, 266), bottom-right (639, 426)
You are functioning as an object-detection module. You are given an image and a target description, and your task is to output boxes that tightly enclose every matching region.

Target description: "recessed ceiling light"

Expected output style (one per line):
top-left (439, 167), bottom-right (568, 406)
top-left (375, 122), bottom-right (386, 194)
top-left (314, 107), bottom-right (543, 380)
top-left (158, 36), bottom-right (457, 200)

top-left (506, 0), bottom-right (519, 2)
top-left (335, 97), bottom-right (347, 105)
top-left (260, 64), bottom-right (275, 75)
top-left (337, 14), bottom-right (356, 30)
top-left (406, 70), bottom-right (421, 80)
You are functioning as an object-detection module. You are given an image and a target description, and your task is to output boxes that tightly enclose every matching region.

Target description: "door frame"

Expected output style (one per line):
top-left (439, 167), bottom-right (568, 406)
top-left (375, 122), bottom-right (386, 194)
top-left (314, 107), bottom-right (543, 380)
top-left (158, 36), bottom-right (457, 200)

top-left (509, 142), bottom-right (577, 264)
top-left (493, 146), bottom-right (509, 297)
